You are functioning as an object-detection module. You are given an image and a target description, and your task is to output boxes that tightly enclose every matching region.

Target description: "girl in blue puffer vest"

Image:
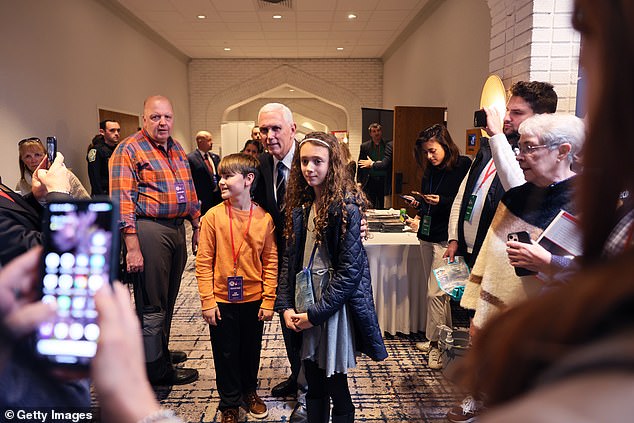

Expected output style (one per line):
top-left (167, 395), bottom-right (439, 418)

top-left (275, 131), bottom-right (387, 423)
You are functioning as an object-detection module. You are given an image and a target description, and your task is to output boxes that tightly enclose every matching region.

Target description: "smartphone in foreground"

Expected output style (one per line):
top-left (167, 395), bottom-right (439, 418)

top-left (474, 110), bottom-right (487, 128)
top-left (36, 199), bottom-right (119, 367)
top-left (46, 136), bottom-right (57, 168)
top-left (507, 231), bottom-right (538, 276)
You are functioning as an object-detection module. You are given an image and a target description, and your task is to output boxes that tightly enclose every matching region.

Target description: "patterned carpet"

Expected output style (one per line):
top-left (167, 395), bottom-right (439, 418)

top-left (147, 241), bottom-right (466, 422)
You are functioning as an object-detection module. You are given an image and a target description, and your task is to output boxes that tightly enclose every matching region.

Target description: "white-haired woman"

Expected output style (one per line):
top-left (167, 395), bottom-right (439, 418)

top-left (461, 113), bottom-right (584, 331)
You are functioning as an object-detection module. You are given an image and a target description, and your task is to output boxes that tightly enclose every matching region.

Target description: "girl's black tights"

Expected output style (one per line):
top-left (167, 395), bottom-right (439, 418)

top-left (303, 359), bottom-right (355, 416)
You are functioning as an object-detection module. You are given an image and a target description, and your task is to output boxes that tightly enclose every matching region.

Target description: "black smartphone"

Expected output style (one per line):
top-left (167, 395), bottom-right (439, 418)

top-left (46, 136), bottom-right (57, 168)
top-left (35, 199), bottom-right (119, 367)
top-left (399, 194), bottom-right (416, 204)
top-left (400, 194), bottom-right (425, 207)
top-left (474, 109), bottom-right (487, 128)
top-left (507, 231), bottom-right (538, 276)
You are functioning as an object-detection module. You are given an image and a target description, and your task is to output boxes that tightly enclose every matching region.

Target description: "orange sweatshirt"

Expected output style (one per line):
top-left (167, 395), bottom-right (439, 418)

top-left (195, 201), bottom-right (278, 311)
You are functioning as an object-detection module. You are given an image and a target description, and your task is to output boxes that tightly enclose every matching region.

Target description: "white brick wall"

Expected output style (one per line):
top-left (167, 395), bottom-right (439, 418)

top-left (487, 0), bottom-right (579, 114)
top-left (188, 59), bottom-right (382, 156)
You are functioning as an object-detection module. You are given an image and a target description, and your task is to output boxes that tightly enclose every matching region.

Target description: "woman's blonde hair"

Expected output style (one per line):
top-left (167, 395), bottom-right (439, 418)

top-left (18, 138), bottom-right (46, 180)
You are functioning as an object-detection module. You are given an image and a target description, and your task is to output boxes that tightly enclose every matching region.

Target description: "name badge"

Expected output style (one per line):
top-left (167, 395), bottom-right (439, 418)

top-left (227, 276), bottom-right (244, 302)
top-left (464, 194), bottom-right (477, 222)
top-left (175, 181), bottom-right (187, 204)
top-left (421, 215), bottom-right (432, 236)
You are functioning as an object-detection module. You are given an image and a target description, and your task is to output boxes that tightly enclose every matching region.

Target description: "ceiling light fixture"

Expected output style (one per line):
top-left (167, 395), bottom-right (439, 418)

top-left (337, 47), bottom-right (344, 51)
top-left (197, 15), bottom-right (206, 19)
top-left (273, 14), bottom-right (282, 19)
top-left (348, 13), bottom-right (357, 19)
top-left (289, 89), bottom-right (295, 92)
top-left (224, 47), bottom-right (231, 51)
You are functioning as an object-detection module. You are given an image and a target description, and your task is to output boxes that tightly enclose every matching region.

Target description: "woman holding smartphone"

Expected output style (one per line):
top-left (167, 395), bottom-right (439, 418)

top-left (405, 124), bottom-right (471, 369)
top-left (17, 137), bottom-right (89, 199)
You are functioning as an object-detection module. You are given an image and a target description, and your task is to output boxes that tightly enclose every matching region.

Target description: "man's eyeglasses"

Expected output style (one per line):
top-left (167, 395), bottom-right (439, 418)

top-left (516, 144), bottom-right (549, 155)
top-left (18, 137), bottom-right (41, 145)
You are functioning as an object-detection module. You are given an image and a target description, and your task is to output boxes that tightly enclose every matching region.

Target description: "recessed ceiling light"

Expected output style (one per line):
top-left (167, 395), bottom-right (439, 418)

top-left (224, 47), bottom-right (231, 51)
top-left (337, 47), bottom-right (344, 51)
top-left (197, 15), bottom-right (206, 19)
top-left (273, 15), bottom-right (282, 19)
top-left (289, 89), bottom-right (295, 92)
top-left (348, 13), bottom-right (357, 19)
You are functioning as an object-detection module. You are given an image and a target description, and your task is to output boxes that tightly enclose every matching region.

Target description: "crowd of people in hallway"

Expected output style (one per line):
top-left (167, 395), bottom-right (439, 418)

top-left (2, 1), bottom-right (634, 421)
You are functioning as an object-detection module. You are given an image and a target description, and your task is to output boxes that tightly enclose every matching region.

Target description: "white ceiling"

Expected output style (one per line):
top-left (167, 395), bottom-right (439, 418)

top-left (112, 0), bottom-right (433, 59)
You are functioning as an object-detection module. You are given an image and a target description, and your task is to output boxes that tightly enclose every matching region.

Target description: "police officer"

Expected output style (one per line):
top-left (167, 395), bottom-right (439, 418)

top-left (87, 119), bottom-right (121, 196)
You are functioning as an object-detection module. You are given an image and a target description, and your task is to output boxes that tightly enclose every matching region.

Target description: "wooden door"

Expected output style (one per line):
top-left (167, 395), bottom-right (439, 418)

top-left (98, 109), bottom-right (141, 140)
top-left (392, 106), bottom-right (446, 212)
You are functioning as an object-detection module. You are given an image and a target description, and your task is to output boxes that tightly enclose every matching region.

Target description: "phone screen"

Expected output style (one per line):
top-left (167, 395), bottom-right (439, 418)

top-left (46, 136), bottom-right (57, 167)
top-left (36, 200), bottom-right (119, 366)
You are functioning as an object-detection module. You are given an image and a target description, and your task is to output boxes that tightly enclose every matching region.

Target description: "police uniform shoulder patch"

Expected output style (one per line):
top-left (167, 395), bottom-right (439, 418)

top-left (87, 149), bottom-right (97, 162)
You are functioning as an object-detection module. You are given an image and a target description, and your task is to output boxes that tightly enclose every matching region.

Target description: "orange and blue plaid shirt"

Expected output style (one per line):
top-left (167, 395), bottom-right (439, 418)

top-left (109, 130), bottom-right (200, 234)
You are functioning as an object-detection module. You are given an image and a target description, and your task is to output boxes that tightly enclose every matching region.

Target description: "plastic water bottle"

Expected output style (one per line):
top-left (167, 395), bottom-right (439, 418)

top-left (399, 208), bottom-right (407, 222)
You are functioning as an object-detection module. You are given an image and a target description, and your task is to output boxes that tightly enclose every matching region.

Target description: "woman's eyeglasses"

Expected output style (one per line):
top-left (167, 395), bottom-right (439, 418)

top-left (516, 144), bottom-right (549, 155)
top-left (18, 137), bottom-right (41, 145)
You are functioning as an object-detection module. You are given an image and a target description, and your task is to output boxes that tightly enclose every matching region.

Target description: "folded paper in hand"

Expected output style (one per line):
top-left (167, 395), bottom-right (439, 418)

top-left (433, 256), bottom-right (470, 301)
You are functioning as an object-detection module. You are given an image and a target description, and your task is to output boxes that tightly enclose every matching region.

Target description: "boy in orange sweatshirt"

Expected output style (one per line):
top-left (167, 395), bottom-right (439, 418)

top-left (195, 153), bottom-right (278, 422)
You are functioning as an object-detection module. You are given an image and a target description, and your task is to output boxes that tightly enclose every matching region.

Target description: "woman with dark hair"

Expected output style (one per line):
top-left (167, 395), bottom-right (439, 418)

top-left (454, 1), bottom-right (634, 421)
top-left (241, 139), bottom-right (264, 158)
top-left (404, 123), bottom-right (471, 368)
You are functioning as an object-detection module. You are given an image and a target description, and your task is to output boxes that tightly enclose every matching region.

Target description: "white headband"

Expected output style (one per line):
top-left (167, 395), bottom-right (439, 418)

top-left (299, 137), bottom-right (331, 149)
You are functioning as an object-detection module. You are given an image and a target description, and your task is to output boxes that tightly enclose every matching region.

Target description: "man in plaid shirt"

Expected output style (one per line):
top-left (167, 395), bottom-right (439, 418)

top-left (110, 95), bottom-right (201, 385)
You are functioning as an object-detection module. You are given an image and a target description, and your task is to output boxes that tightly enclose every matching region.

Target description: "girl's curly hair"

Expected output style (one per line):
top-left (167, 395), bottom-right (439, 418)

top-left (284, 131), bottom-right (368, 243)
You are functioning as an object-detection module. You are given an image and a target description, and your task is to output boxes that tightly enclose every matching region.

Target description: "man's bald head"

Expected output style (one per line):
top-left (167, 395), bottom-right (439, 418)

top-left (142, 95), bottom-right (174, 145)
top-left (195, 131), bottom-right (213, 152)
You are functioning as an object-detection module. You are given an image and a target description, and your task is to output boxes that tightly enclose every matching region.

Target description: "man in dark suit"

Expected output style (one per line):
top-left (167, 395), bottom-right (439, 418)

top-left (187, 130), bottom-right (222, 215)
top-left (357, 123), bottom-right (393, 209)
top-left (253, 103), bottom-right (306, 423)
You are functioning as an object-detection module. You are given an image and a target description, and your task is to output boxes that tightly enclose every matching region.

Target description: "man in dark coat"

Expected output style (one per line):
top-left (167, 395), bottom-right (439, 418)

top-left (253, 102), bottom-right (306, 423)
top-left (357, 123), bottom-right (393, 209)
top-left (187, 131), bottom-right (222, 215)
top-left (87, 119), bottom-right (121, 196)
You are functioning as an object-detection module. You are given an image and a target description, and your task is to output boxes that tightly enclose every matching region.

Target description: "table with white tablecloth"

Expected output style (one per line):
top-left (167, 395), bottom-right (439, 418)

top-left (364, 230), bottom-right (426, 335)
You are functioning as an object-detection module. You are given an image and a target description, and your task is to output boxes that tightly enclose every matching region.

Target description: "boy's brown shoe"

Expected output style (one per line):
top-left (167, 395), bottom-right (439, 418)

top-left (221, 407), bottom-right (240, 423)
top-left (243, 391), bottom-right (268, 419)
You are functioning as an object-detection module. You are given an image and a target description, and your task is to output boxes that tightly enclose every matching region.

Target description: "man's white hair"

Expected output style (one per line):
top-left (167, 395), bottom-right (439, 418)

top-left (257, 103), bottom-right (293, 124)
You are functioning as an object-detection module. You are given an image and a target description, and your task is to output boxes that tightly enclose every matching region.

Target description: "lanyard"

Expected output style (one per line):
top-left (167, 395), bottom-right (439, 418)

top-left (475, 160), bottom-right (496, 194)
top-left (227, 201), bottom-right (254, 276)
top-left (426, 169), bottom-right (446, 214)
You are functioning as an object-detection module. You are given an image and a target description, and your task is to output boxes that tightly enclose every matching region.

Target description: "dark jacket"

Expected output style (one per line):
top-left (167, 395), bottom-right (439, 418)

top-left (253, 151), bottom-right (287, 257)
top-left (187, 150), bottom-right (222, 215)
top-left (416, 155), bottom-right (472, 243)
top-left (86, 141), bottom-right (116, 196)
top-left (357, 139), bottom-right (393, 194)
top-left (0, 186), bottom-right (74, 265)
top-left (457, 138), bottom-right (506, 266)
top-left (275, 198), bottom-right (388, 362)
